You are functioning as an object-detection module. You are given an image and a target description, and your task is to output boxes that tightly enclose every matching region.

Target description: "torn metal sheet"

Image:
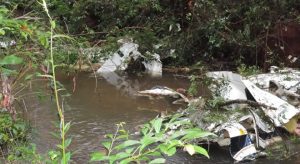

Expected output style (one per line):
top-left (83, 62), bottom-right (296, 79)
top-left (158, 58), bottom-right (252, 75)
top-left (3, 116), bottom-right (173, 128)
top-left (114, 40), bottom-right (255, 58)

top-left (243, 80), bottom-right (300, 127)
top-left (231, 136), bottom-right (257, 161)
top-left (247, 69), bottom-right (300, 92)
top-left (97, 42), bottom-right (141, 73)
top-left (214, 122), bottom-right (247, 145)
top-left (206, 71), bottom-right (247, 101)
top-left (97, 39), bottom-right (162, 76)
top-left (222, 122), bottom-right (248, 138)
top-left (214, 123), bottom-right (257, 161)
top-left (239, 113), bottom-right (274, 133)
top-left (269, 80), bottom-right (300, 107)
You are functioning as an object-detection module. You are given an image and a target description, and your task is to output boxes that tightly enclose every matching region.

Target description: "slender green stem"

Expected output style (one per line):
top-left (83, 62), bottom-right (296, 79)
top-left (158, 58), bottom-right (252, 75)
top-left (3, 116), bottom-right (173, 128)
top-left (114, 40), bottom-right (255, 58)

top-left (108, 124), bottom-right (121, 156)
top-left (41, 0), bottom-right (66, 163)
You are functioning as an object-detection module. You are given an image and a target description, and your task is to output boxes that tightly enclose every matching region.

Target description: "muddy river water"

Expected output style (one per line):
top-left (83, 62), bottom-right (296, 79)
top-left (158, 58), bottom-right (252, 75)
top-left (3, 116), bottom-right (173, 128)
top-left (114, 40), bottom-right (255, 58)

top-left (25, 72), bottom-right (300, 163)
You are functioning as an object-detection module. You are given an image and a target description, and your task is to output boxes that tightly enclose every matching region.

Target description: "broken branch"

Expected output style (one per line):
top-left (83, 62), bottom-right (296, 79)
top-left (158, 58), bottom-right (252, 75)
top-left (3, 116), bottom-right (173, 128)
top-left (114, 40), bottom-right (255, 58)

top-left (219, 99), bottom-right (277, 110)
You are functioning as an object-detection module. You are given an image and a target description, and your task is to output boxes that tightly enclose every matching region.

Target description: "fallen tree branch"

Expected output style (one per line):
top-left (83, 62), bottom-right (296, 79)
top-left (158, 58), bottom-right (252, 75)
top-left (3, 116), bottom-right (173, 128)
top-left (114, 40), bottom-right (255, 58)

top-left (219, 99), bottom-right (277, 110)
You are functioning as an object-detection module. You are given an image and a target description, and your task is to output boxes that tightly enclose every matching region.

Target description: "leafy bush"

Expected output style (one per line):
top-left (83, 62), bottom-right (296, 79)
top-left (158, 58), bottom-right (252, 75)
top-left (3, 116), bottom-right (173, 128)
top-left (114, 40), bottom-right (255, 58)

top-left (7, 144), bottom-right (42, 163)
top-left (91, 113), bottom-right (216, 163)
top-left (0, 112), bottom-right (29, 146)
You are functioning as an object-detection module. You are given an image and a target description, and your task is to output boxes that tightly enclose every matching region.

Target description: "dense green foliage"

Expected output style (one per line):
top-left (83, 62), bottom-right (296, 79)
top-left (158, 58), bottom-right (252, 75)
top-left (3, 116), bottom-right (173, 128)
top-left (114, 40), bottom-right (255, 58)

top-left (91, 113), bottom-right (215, 163)
top-left (2, 0), bottom-right (299, 68)
top-left (0, 112), bottom-right (28, 146)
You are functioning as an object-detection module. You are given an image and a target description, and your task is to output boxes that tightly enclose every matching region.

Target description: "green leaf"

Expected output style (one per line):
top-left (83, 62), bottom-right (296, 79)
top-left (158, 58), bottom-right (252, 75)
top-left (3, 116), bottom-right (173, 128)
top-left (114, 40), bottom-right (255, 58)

top-left (116, 134), bottom-right (128, 140)
top-left (65, 138), bottom-right (72, 148)
top-left (0, 55), bottom-right (23, 65)
top-left (147, 151), bottom-right (161, 157)
top-left (90, 152), bottom-right (106, 161)
top-left (141, 123), bottom-right (150, 135)
top-left (114, 152), bottom-right (131, 161)
top-left (0, 29), bottom-right (5, 35)
top-left (51, 20), bottom-right (56, 29)
top-left (167, 140), bottom-right (183, 149)
top-left (39, 35), bottom-right (49, 48)
top-left (120, 158), bottom-right (133, 164)
top-left (165, 120), bottom-right (191, 130)
top-left (140, 135), bottom-right (157, 151)
top-left (168, 130), bottom-right (186, 140)
top-left (109, 154), bottom-right (126, 164)
top-left (115, 140), bottom-right (140, 150)
top-left (64, 122), bottom-right (71, 133)
top-left (139, 156), bottom-right (150, 161)
top-left (56, 144), bottom-right (63, 150)
top-left (61, 152), bottom-right (71, 164)
top-left (165, 147), bottom-right (176, 156)
top-left (125, 148), bottom-right (134, 154)
top-left (105, 134), bottom-right (113, 139)
top-left (102, 141), bottom-right (111, 150)
top-left (149, 158), bottom-right (166, 164)
top-left (182, 128), bottom-right (215, 141)
top-left (48, 150), bottom-right (59, 160)
top-left (151, 118), bottom-right (163, 133)
top-left (0, 67), bottom-right (17, 75)
top-left (168, 113), bottom-right (184, 123)
top-left (159, 144), bottom-right (168, 153)
top-left (194, 145), bottom-right (209, 158)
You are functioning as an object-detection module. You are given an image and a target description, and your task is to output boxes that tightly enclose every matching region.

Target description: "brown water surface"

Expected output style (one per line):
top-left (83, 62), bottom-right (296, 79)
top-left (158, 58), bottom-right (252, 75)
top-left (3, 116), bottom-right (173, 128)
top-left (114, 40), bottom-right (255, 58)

top-left (25, 72), bottom-right (300, 164)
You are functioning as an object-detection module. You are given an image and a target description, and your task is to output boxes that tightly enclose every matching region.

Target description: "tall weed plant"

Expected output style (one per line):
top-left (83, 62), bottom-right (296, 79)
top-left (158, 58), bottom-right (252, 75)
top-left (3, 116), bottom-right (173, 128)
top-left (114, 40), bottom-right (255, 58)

top-left (39, 1), bottom-right (72, 163)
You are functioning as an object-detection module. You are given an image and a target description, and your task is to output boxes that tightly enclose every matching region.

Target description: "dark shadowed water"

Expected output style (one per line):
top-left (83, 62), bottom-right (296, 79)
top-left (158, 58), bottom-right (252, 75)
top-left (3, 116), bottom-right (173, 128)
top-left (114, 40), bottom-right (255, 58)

top-left (24, 72), bottom-right (300, 164)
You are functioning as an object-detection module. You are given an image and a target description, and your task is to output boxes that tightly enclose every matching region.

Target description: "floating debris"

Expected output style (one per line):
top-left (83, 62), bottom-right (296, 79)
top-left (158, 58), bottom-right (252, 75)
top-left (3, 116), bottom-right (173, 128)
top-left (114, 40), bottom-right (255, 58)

top-left (137, 86), bottom-right (189, 103)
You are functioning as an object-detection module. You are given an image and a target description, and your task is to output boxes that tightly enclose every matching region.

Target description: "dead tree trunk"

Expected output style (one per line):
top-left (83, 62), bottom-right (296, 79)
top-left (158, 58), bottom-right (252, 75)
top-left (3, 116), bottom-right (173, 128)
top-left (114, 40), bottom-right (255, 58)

top-left (1, 74), bottom-right (16, 120)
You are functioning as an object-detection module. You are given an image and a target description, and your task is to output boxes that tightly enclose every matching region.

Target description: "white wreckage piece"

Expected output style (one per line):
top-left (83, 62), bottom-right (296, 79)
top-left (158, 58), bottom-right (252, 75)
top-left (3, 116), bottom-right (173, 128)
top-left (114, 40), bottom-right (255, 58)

top-left (243, 80), bottom-right (300, 127)
top-left (206, 71), bottom-right (247, 100)
top-left (247, 67), bottom-right (300, 92)
top-left (214, 123), bottom-right (257, 161)
top-left (137, 86), bottom-right (189, 103)
top-left (97, 40), bottom-right (162, 76)
top-left (207, 69), bottom-right (300, 161)
top-left (206, 71), bottom-right (247, 109)
top-left (208, 70), bottom-right (300, 132)
top-left (247, 68), bottom-right (300, 130)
